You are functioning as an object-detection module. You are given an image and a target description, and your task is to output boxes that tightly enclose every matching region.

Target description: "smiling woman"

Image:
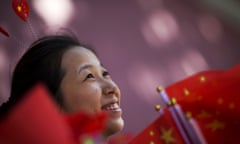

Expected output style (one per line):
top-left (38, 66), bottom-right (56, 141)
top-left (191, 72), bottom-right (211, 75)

top-left (60, 45), bottom-right (124, 137)
top-left (0, 34), bottom-right (124, 140)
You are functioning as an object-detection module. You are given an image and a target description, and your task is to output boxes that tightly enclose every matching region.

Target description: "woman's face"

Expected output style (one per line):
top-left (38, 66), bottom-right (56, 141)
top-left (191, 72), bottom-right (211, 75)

top-left (60, 46), bottom-right (124, 137)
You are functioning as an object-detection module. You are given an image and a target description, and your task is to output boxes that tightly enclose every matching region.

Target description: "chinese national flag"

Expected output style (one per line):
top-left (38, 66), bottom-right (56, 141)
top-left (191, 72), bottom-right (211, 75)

top-left (165, 64), bottom-right (240, 143)
top-left (129, 64), bottom-right (240, 144)
top-left (129, 109), bottom-right (185, 144)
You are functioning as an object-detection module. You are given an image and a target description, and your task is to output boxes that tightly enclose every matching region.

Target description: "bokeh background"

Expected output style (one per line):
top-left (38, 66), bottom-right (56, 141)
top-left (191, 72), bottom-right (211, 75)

top-left (0, 0), bottom-right (240, 137)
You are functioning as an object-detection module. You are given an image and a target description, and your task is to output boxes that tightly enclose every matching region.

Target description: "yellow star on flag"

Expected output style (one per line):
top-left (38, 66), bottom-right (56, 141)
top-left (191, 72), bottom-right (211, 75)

top-left (197, 110), bottom-right (211, 119)
top-left (199, 76), bottom-right (206, 82)
top-left (160, 128), bottom-right (176, 144)
top-left (184, 88), bottom-right (190, 96)
top-left (149, 130), bottom-right (154, 136)
top-left (150, 141), bottom-right (155, 144)
top-left (17, 5), bottom-right (22, 12)
top-left (206, 120), bottom-right (225, 132)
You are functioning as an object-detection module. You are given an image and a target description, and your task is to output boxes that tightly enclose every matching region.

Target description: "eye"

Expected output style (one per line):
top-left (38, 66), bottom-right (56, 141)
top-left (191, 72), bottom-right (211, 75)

top-left (103, 71), bottom-right (110, 77)
top-left (84, 73), bottom-right (95, 81)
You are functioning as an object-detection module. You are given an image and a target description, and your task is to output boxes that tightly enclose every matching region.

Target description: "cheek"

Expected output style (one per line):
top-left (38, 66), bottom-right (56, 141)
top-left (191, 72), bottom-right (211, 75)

top-left (83, 84), bottom-right (100, 97)
top-left (68, 84), bottom-right (102, 113)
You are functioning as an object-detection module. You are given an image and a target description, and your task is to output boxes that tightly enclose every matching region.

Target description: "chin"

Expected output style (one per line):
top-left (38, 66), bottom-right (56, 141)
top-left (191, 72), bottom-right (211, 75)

top-left (103, 117), bottom-right (124, 138)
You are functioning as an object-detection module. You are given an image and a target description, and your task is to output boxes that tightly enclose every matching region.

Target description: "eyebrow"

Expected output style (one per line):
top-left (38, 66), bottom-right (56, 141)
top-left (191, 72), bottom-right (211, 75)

top-left (78, 64), bottom-right (93, 73)
top-left (78, 63), bottom-right (104, 73)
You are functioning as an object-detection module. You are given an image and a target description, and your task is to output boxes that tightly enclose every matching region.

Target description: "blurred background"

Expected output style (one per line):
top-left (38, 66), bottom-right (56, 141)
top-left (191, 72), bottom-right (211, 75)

top-left (0, 0), bottom-right (240, 138)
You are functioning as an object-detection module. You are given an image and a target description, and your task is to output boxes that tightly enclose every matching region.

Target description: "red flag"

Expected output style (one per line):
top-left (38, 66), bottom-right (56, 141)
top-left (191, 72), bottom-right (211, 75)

top-left (129, 109), bottom-right (185, 144)
top-left (164, 64), bottom-right (240, 143)
top-left (0, 84), bottom-right (76, 144)
top-left (65, 111), bottom-right (108, 141)
top-left (12, 0), bottom-right (30, 22)
top-left (0, 83), bottom-right (110, 144)
top-left (129, 64), bottom-right (240, 144)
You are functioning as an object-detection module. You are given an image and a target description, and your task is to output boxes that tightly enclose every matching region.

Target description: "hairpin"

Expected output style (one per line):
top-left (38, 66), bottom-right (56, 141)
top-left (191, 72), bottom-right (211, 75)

top-left (12, 0), bottom-right (38, 39)
top-left (0, 0), bottom-right (37, 38)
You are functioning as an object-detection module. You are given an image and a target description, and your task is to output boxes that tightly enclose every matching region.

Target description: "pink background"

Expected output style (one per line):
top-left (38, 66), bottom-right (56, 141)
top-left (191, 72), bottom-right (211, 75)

top-left (0, 0), bottom-right (240, 137)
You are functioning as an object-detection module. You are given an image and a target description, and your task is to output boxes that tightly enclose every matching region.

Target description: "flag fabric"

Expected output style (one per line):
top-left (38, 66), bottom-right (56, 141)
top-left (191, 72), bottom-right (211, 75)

top-left (129, 64), bottom-right (240, 144)
top-left (129, 109), bottom-right (185, 144)
top-left (0, 84), bottom-right (75, 144)
top-left (12, 0), bottom-right (30, 22)
top-left (165, 64), bottom-right (240, 144)
top-left (65, 110), bottom-right (108, 142)
top-left (0, 84), bottom-right (107, 144)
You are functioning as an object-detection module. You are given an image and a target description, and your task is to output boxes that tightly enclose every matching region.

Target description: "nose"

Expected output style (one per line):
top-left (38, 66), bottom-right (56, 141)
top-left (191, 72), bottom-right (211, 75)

top-left (102, 80), bottom-right (119, 96)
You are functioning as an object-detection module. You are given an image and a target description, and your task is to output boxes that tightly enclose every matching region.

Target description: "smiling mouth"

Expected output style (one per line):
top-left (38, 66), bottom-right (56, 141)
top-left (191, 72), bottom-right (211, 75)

top-left (101, 102), bottom-right (121, 111)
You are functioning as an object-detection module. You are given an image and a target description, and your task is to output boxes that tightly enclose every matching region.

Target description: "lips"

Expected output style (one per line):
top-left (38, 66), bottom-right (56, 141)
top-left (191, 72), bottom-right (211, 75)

top-left (101, 101), bottom-right (121, 111)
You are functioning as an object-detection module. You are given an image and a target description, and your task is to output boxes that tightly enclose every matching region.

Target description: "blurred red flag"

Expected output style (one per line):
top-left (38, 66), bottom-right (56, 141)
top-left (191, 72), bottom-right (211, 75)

top-left (12, 0), bottom-right (30, 22)
top-left (129, 64), bottom-right (240, 144)
top-left (0, 84), bottom-right (109, 144)
top-left (165, 64), bottom-right (240, 143)
top-left (65, 111), bottom-right (108, 141)
top-left (0, 84), bottom-right (76, 144)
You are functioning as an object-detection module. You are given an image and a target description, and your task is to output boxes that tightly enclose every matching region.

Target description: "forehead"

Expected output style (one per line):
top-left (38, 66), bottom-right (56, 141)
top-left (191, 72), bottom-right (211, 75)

top-left (61, 46), bottom-right (100, 68)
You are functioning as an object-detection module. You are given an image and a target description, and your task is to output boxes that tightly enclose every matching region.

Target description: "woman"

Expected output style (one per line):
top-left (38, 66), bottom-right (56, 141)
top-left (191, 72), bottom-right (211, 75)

top-left (0, 34), bottom-right (124, 139)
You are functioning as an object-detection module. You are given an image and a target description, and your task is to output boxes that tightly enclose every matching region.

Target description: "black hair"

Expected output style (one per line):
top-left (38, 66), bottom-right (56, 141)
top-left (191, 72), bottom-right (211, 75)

top-left (0, 34), bottom-right (95, 117)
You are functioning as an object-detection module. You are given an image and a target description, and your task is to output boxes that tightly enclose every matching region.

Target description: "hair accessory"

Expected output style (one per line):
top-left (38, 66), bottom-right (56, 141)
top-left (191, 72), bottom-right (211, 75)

top-left (0, 0), bottom-right (34, 40)
top-left (12, 0), bottom-right (38, 39)
top-left (12, 0), bottom-right (30, 22)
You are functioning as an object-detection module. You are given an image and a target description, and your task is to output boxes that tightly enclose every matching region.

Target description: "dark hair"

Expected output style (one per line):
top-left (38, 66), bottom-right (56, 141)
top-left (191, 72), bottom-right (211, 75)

top-left (0, 34), bottom-right (95, 117)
